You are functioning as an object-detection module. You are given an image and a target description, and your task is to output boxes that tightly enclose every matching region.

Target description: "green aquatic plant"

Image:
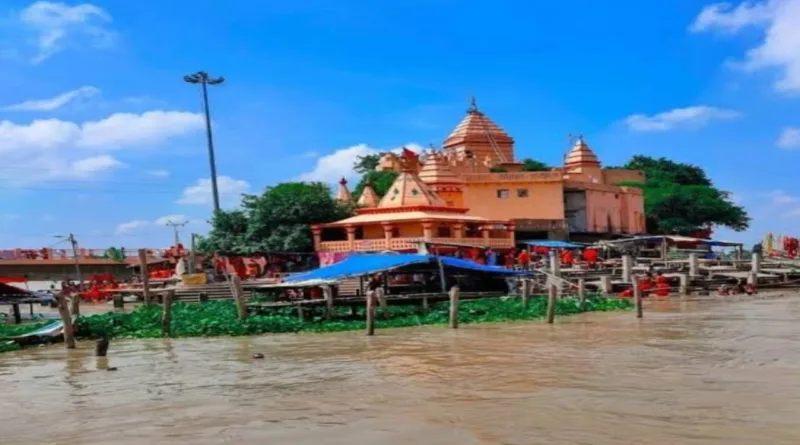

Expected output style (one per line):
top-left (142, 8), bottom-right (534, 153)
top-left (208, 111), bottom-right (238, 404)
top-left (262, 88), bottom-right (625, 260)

top-left (0, 320), bottom-right (53, 338)
top-left (74, 296), bottom-right (632, 340)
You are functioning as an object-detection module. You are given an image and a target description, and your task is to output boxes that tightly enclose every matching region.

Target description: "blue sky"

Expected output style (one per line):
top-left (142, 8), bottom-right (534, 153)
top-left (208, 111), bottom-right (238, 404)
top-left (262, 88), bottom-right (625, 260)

top-left (0, 0), bottom-right (797, 249)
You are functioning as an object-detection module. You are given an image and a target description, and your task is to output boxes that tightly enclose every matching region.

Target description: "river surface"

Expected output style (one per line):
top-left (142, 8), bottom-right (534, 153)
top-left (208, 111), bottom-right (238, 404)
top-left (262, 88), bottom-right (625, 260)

top-left (2, 296), bottom-right (800, 444)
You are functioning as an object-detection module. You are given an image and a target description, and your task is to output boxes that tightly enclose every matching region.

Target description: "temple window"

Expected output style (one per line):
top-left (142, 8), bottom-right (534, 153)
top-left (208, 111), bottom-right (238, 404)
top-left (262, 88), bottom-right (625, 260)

top-left (496, 189), bottom-right (510, 199)
top-left (516, 188), bottom-right (529, 198)
top-left (391, 227), bottom-right (400, 237)
top-left (437, 226), bottom-right (452, 237)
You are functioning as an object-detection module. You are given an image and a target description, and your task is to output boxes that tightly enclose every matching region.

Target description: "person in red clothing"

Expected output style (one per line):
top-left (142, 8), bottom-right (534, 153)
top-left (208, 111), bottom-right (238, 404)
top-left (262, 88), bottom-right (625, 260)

top-left (654, 272), bottom-right (670, 297)
top-left (583, 248), bottom-right (599, 266)
top-left (517, 249), bottom-right (531, 268)
top-left (560, 249), bottom-right (574, 267)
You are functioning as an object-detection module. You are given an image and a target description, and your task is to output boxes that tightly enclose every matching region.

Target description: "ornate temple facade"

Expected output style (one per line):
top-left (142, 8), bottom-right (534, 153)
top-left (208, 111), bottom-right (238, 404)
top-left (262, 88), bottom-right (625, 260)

top-left (314, 100), bottom-right (646, 253)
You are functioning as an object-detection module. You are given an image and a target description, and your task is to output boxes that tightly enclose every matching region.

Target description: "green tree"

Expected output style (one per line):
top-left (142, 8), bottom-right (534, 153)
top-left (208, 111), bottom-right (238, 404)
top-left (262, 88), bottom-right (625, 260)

top-left (520, 158), bottom-right (550, 172)
top-left (353, 153), bottom-right (382, 174)
top-left (197, 182), bottom-right (354, 254)
top-left (618, 156), bottom-right (749, 234)
top-left (353, 170), bottom-right (399, 199)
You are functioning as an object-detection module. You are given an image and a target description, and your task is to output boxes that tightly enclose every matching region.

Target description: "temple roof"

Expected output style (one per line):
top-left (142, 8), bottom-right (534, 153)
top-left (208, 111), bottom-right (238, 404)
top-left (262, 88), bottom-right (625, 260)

top-left (418, 152), bottom-right (462, 184)
top-left (442, 100), bottom-right (514, 148)
top-left (356, 182), bottom-right (379, 208)
top-left (376, 171), bottom-right (448, 208)
top-left (335, 177), bottom-right (353, 202)
top-left (564, 136), bottom-right (601, 168)
top-left (320, 210), bottom-right (487, 226)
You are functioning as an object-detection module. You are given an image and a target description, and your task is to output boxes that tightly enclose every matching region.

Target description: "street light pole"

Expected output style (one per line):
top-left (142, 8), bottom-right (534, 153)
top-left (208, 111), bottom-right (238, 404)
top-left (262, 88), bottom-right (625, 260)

top-left (184, 71), bottom-right (225, 212)
top-left (57, 233), bottom-right (84, 316)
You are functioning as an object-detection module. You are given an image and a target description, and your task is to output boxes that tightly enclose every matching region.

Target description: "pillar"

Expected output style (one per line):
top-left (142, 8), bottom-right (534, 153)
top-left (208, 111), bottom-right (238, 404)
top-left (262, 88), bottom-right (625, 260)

top-left (507, 223), bottom-right (516, 245)
top-left (452, 224), bottom-right (464, 240)
top-left (422, 221), bottom-right (434, 240)
top-left (481, 225), bottom-right (490, 242)
top-left (382, 224), bottom-right (394, 242)
top-left (345, 226), bottom-right (356, 250)
top-left (679, 273), bottom-right (689, 295)
top-left (688, 252), bottom-right (699, 277)
top-left (311, 227), bottom-right (322, 251)
top-left (751, 252), bottom-right (761, 274)
top-left (622, 255), bottom-right (633, 283)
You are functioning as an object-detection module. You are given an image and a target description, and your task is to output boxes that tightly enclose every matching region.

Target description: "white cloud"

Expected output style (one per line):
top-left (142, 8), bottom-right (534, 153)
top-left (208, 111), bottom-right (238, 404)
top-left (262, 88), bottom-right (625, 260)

top-left (76, 111), bottom-right (204, 149)
top-left (690, 2), bottom-right (774, 33)
top-left (155, 214), bottom-right (188, 226)
top-left (20, 1), bottom-right (114, 63)
top-left (764, 189), bottom-right (800, 203)
top-left (777, 127), bottom-right (800, 148)
top-left (178, 176), bottom-right (251, 207)
top-left (69, 155), bottom-right (123, 177)
top-left (0, 109), bottom-right (201, 184)
top-left (115, 220), bottom-right (149, 234)
top-left (297, 143), bottom-right (424, 183)
top-left (691, 0), bottom-right (800, 93)
top-left (623, 106), bottom-right (740, 132)
top-left (1, 86), bottom-right (100, 111)
top-left (146, 169), bottom-right (170, 178)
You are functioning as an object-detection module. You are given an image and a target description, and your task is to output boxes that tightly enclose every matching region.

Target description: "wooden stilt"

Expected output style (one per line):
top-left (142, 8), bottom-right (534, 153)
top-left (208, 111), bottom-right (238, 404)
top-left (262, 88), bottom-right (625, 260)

top-left (138, 249), bottom-right (152, 305)
top-left (634, 281), bottom-right (643, 318)
top-left (449, 286), bottom-right (460, 329)
top-left (546, 284), bottom-right (557, 324)
top-left (231, 275), bottom-right (247, 320)
top-left (57, 294), bottom-right (75, 349)
top-left (162, 290), bottom-right (174, 337)
top-left (365, 293), bottom-right (375, 336)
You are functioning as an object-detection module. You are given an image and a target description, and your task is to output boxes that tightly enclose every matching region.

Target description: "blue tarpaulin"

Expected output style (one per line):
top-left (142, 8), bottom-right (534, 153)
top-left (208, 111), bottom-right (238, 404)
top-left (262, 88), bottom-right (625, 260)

top-left (284, 254), bottom-right (525, 282)
top-left (524, 240), bottom-right (582, 249)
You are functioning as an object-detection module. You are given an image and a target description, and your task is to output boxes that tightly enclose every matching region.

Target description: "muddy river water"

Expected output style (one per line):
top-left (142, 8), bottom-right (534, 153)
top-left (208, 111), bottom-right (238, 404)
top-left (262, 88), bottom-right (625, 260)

top-left (2, 296), bottom-right (800, 444)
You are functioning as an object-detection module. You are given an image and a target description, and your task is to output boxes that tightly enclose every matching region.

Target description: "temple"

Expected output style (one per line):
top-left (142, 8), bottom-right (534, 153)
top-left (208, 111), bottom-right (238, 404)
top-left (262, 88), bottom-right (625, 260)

top-left (313, 152), bottom-right (515, 253)
top-left (315, 99), bottom-right (646, 253)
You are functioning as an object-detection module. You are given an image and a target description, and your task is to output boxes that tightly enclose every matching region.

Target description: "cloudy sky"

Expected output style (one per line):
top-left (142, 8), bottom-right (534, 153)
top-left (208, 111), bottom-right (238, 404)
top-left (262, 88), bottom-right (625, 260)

top-left (0, 0), bottom-right (797, 248)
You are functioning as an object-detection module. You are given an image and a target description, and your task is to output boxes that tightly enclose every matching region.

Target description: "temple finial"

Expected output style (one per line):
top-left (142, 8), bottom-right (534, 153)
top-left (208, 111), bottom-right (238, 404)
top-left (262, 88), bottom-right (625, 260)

top-left (338, 177), bottom-right (347, 185)
top-left (467, 96), bottom-right (478, 113)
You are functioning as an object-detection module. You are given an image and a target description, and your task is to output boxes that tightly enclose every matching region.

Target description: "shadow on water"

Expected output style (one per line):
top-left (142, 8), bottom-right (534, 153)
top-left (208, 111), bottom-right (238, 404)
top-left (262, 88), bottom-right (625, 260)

top-left (2, 296), bottom-right (800, 444)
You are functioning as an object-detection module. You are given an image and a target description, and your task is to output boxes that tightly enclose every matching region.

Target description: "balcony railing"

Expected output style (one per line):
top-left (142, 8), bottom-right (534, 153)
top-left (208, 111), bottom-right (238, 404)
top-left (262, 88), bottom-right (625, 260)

top-left (318, 237), bottom-right (514, 253)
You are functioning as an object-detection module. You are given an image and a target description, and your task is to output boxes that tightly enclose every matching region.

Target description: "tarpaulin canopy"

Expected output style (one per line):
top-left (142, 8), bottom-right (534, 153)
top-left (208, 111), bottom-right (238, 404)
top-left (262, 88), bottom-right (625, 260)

top-left (524, 240), bottom-right (582, 249)
top-left (283, 254), bottom-right (526, 283)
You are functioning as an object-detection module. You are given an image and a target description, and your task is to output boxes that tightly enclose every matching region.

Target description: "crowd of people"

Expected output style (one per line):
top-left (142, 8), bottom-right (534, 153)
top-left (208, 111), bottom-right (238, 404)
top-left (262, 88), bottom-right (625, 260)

top-left (429, 245), bottom-right (601, 269)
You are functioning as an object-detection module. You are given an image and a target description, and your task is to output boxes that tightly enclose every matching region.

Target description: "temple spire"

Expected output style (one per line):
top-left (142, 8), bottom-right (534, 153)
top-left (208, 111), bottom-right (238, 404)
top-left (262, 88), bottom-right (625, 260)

top-left (357, 182), bottom-right (379, 208)
top-left (335, 177), bottom-right (353, 203)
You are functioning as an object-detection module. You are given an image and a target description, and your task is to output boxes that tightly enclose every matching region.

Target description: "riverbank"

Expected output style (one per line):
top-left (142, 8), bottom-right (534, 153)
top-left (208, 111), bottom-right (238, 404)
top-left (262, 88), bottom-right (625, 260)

top-left (72, 295), bottom-right (631, 340)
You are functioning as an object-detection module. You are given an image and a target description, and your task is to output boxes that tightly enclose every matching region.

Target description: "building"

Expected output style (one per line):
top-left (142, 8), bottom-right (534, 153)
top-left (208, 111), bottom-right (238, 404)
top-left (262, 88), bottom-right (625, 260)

top-left (0, 248), bottom-right (168, 290)
top-left (375, 99), bottom-right (646, 241)
top-left (313, 154), bottom-right (515, 253)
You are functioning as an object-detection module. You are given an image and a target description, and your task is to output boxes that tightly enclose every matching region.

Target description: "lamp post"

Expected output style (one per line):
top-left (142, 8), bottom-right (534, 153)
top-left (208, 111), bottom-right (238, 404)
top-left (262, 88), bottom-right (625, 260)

top-left (184, 71), bottom-right (224, 212)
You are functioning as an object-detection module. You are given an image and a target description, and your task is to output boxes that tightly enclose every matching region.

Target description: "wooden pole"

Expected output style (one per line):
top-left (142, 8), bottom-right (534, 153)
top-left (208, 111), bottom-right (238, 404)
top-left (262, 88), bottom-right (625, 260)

top-left (112, 293), bottom-right (124, 309)
top-left (138, 249), bottom-right (152, 305)
top-left (688, 253), bottom-right (699, 277)
top-left (57, 294), bottom-right (75, 349)
top-left (421, 295), bottom-right (429, 313)
top-left (449, 286), bottom-right (460, 329)
top-left (231, 275), bottom-right (248, 320)
top-left (199, 292), bottom-right (208, 303)
top-left (162, 290), bottom-right (174, 337)
top-left (751, 252), bottom-right (761, 274)
top-left (622, 255), bottom-right (633, 283)
top-left (599, 275), bottom-right (611, 296)
top-left (521, 279), bottom-right (530, 309)
top-left (577, 278), bottom-right (586, 309)
top-left (324, 285), bottom-right (334, 321)
top-left (679, 273), bottom-right (689, 296)
top-left (365, 292), bottom-right (375, 336)
top-left (634, 281), bottom-right (643, 318)
top-left (437, 257), bottom-right (447, 292)
top-left (11, 304), bottom-right (21, 324)
top-left (95, 338), bottom-right (109, 357)
top-left (546, 284), bottom-right (557, 324)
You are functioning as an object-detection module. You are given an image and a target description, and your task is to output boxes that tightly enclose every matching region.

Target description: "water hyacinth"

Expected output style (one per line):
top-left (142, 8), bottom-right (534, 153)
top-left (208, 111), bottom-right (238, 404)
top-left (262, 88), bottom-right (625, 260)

top-left (74, 295), bottom-right (632, 340)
